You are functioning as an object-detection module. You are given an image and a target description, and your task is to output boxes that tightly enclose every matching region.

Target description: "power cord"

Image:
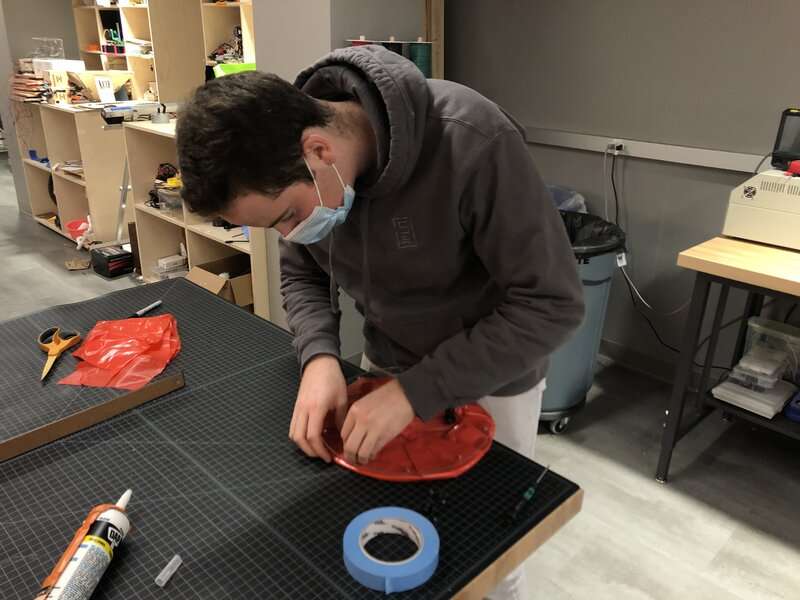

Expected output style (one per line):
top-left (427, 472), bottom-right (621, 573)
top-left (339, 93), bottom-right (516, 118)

top-left (753, 152), bottom-right (772, 174)
top-left (608, 147), bottom-right (730, 371)
top-left (620, 267), bottom-right (692, 316)
top-left (620, 265), bottom-right (734, 371)
top-left (609, 146), bottom-right (693, 317)
top-left (602, 147), bottom-right (611, 221)
top-left (611, 152), bottom-right (621, 225)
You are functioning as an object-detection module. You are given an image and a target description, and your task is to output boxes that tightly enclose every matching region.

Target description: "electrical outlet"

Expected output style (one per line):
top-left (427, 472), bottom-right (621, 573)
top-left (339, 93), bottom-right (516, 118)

top-left (606, 139), bottom-right (625, 155)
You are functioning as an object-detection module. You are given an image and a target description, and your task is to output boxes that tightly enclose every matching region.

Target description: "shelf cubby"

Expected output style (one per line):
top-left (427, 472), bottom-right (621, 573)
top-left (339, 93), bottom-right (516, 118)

top-left (39, 105), bottom-right (81, 167)
top-left (186, 228), bottom-right (240, 267)
top-left (135, 207), bottom-right (188, 281)
top-left (52, 174), bottom-right (90, 228)
top-left (22, 161), bottom-right (57, 219)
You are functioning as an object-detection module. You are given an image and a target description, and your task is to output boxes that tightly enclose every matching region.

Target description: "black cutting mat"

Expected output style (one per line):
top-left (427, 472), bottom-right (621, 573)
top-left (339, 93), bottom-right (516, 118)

top-left (0, 279), bottom-right (579, 599)
top-left (0, 279), bottom-right (290, 444)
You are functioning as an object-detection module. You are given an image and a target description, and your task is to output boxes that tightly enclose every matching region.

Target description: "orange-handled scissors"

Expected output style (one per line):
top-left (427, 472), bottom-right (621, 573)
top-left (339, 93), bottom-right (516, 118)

top-left (38, 327), bottom-right (81, 381)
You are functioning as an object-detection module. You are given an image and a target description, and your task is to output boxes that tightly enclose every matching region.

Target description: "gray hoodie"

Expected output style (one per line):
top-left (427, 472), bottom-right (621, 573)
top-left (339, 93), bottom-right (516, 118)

top-left (281, 45), bottom-right (584, 420)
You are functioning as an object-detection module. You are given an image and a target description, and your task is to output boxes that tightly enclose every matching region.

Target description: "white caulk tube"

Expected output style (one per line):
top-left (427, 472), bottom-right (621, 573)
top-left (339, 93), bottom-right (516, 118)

top-left (34, 490), bottom-right (132, 600)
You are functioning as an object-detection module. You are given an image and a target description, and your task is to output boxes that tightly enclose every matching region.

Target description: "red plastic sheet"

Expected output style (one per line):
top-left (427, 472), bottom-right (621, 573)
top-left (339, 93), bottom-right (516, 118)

top-left (323, 377), bottom-right (496, 482)
top-left (59, 315), bottom-right (180, 390)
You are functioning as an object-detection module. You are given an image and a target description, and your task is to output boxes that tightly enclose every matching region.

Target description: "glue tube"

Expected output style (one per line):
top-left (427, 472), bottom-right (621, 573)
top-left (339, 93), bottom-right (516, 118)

top-left (34, 490), bottom-right (132, 600)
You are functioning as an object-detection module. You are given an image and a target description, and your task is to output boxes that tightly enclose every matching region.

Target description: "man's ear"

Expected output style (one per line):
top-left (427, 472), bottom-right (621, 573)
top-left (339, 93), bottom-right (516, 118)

top-left (300, 131), bottom-right (336, 166)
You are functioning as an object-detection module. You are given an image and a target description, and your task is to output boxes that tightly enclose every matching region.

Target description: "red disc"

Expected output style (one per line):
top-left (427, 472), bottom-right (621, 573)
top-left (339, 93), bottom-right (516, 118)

top-left (323, 377), bottom-right (496, 482)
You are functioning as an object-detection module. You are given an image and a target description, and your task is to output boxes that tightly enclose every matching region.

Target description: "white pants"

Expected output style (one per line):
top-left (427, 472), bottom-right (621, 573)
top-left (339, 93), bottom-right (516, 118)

top-left (359, 355), bottom-right (544, 600)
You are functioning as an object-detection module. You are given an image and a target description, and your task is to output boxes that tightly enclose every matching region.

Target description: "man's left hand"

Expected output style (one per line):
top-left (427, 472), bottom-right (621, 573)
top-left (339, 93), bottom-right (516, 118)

top-left (340, 379), bottom-right (415, 465)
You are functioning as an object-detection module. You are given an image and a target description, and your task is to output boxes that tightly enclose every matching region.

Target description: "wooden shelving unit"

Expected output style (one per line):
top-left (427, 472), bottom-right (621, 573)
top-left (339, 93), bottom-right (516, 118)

top-left (22, 161), bottom-right (56, 218)
top-left (188, 222), bottom-right (251, 254)
top-left (22, 157), bottom-right (51, 173)
top-left (124, 120), bottom-right (269, 318)
top-left (201, 0), bottom-right (255, 67)
top-left (73, 0), bottom-right (205, 103)
top-left (12, 0), bottom-right (248, 250)
top-left (12, 102), bottom-right (127, 242)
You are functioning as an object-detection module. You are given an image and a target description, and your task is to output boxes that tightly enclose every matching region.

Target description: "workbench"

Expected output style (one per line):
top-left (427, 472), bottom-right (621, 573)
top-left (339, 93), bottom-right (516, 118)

top-left (0, 279), bottom-right (582, 599)
top-left (656, 236), bottom-right (800, 483)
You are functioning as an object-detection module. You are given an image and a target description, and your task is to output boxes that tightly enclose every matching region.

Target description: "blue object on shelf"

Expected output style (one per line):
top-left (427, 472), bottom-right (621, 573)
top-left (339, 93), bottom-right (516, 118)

top-left (784, 391), bottom-right (800, 422)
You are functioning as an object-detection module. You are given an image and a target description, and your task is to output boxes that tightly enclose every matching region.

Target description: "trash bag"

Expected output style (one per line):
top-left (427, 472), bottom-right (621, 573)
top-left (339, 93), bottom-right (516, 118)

top-left (560, 211), bottom-right (626, 258)
top-left (59, 314), bottom-right (181, 390)
top-left (547, 184), bottom-right (588, 213)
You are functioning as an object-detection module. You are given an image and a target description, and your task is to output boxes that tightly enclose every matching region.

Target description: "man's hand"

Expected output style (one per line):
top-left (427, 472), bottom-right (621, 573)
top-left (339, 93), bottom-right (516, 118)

top-left (340, 379), bottom-right (415, 465)
top-left (289, 355), bottom-right (347, 463)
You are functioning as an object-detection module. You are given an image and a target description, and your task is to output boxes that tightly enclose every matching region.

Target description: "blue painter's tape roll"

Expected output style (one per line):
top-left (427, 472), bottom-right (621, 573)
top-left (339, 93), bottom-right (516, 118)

top-left (343, 507), bottom-right (439, 594)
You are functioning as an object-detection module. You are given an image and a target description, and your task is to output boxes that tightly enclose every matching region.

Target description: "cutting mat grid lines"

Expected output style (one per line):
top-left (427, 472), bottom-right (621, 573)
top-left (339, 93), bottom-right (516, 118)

top-left (0, 279), bottom-right (578, 599)
top-left (0, 279), bottom-right (297, 443)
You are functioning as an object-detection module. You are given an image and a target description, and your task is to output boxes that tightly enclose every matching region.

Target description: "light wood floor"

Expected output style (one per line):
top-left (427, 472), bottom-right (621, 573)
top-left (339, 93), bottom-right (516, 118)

top-left (530, 364), bottom-right (800, 599)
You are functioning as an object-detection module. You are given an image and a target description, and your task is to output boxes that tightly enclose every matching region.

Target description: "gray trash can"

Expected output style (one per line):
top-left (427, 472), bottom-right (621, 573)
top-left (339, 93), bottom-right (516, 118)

top-left (540, 211), bottom-right (626, 434)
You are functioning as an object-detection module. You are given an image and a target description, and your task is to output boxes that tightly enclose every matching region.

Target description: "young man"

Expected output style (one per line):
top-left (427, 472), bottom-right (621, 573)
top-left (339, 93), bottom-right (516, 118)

top-left (177, 45), bottom-right (583, 599)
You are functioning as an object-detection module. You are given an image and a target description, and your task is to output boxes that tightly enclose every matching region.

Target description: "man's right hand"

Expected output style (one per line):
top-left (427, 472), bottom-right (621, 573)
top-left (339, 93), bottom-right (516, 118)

top-left (289, 354), bottom-right (348, 463)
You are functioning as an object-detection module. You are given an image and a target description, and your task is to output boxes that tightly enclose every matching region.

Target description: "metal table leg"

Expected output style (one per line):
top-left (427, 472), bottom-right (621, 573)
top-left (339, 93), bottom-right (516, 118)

top-left (655, 273), bottom-right (711, 483)
top-left (696, 284), bottom-right (730, 399)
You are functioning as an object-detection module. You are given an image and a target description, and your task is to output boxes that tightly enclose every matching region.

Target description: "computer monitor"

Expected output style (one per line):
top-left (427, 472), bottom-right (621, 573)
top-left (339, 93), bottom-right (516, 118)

top-left (771, 108), bottom-right (800, 170)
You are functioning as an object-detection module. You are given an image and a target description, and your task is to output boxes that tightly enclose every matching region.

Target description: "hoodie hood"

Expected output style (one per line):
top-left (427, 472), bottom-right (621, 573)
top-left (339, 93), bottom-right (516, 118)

top-left (294, 45), bottom-right (429, 198)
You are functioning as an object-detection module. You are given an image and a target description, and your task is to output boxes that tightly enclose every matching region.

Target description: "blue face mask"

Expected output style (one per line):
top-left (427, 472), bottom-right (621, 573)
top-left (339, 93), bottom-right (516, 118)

top-left (283, 159), bottom-right (355, 245)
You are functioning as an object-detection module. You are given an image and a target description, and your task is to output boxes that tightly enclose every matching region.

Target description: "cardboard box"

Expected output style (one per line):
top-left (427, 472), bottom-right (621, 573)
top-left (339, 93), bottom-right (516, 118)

top-left (185, 254), bottom-right (253, 308)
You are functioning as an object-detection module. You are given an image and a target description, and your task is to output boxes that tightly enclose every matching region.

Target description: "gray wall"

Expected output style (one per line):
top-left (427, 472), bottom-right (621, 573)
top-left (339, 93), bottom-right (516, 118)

top-left (4, 0), bottom-right (79, 61)
top-left (446, 0), bottom-right (796, 377)
top-left (330, 0), bottom-right (424, 50)
top-left (1, 0), bottom-right (79, 214)
top-left (447, 0), bottom-right (798, 153)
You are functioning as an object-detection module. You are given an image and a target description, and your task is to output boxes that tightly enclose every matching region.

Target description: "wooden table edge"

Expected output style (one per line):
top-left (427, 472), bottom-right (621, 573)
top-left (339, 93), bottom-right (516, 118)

top-left (677, 237), bottom-right (800, 298)
top-left (453, 487), bottom-right (584, 599)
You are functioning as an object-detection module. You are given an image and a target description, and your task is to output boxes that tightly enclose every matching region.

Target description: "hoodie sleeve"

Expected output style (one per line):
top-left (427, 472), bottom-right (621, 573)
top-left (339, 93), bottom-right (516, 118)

top-left (397, 129), bottom-right (585, 419)
top-left (279, 238), bottom-right (342, 369)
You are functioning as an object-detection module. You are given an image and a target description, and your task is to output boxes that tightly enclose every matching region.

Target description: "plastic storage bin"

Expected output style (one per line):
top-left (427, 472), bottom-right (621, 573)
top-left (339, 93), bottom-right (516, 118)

top-left (745, 317), bottom-right (800, 384)
top-left (729, 364), bottom-right (782, 391)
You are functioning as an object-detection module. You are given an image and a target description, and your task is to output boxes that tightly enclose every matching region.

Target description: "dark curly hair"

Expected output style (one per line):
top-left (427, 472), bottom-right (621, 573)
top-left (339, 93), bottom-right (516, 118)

top-left (176, 71), bottom-right (333, 216)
